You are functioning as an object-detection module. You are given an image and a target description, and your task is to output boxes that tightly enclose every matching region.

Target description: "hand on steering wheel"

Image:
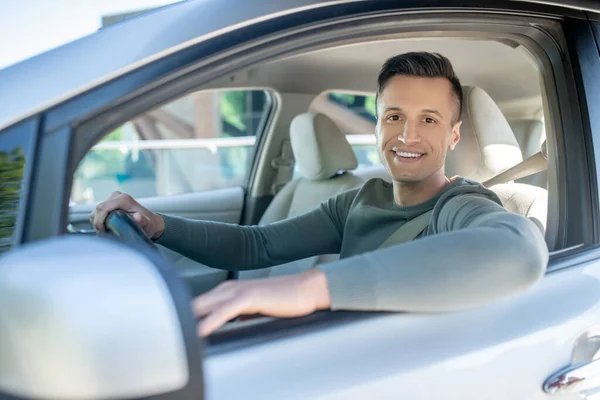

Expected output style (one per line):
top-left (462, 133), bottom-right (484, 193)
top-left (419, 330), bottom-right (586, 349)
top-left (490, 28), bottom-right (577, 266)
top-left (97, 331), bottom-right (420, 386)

top-left (104, 210), bottom-right (158, 250)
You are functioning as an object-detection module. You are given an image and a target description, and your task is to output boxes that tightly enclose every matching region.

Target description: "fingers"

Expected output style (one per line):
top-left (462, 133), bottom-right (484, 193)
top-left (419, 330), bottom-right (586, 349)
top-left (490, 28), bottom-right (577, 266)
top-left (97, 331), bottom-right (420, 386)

top-left (132, 212), bottom-right (143, 224)
top-left (193, 281), bottom-right (255, 337)
top-left (89, 193), bottom-right (119, 225)
top-left (192, 273), bottom-right (327, 337)
top-left (192, 281), bottom-right (241, 317)
top-left (90, 191), bottom-right (137, 232)
top-left (197, 298), bottom-right (246, 337)
top-left (108, 191), bottom-right (123, 200)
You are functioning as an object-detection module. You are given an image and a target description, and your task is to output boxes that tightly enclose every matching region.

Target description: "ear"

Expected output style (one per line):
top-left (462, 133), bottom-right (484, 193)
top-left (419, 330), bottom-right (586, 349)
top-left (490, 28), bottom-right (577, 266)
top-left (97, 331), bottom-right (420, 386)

top-left (449, 120), bottom-right (462, 150)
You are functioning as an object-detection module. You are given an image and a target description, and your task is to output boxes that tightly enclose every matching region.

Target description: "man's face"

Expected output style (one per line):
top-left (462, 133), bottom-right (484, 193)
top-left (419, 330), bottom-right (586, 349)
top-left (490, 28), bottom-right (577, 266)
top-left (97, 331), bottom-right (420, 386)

top-left (376, 75), bottom-right (461, 184)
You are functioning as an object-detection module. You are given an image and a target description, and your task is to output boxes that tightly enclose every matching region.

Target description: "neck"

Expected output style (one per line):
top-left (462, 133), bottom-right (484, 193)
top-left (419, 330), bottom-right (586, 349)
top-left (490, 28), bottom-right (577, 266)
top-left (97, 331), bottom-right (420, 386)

top-left (392, 171), bottom-right (450, 207)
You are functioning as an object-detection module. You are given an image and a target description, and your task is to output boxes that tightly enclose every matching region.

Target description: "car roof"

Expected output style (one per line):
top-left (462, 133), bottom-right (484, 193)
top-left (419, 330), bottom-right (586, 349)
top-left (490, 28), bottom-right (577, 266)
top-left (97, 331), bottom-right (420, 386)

top-left (0, 0), bottom-right (596, 132)
top-left (0, 0), bottom-right (343, 131)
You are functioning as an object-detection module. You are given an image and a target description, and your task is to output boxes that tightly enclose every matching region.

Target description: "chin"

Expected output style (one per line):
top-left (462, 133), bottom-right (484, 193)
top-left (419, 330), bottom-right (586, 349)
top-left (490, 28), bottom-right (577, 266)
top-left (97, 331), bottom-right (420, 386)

top-left (390, 173), bottom-right (424, 184)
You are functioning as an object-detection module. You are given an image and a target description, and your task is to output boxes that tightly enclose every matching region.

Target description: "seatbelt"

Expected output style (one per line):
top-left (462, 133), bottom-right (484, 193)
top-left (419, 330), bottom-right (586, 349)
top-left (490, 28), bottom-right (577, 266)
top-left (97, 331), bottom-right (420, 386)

top-left (270, 140), bottom-right (295, 195)
top-left (378, 210), bottom-right (434, 249)
top-left (378, 142), bottom-right (548, 249)
top-left (482, 141), bottom-right (548, 188)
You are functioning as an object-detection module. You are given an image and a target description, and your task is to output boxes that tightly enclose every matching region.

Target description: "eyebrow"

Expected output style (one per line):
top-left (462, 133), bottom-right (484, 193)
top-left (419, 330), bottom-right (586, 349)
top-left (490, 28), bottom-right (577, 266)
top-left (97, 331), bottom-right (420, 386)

top-left (383, 107), bottom-right (444, 119)
top-left (422, 109), bottom-right (444, 119)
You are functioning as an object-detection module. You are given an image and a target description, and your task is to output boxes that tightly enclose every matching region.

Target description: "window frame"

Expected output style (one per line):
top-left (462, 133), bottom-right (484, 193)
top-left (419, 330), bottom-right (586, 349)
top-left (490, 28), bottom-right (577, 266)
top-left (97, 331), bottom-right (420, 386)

top-left (47, 12), bottom-right (586, 249)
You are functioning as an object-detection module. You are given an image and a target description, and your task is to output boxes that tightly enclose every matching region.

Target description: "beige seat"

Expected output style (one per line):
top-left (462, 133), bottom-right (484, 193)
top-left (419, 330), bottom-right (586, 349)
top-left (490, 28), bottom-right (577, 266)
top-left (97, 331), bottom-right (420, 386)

top-left (510, 118), bottom-right (548, 188)
top-left (452, 86), bottom-right (548, 231)
top-left (239, 112), bottom-right (364, 279)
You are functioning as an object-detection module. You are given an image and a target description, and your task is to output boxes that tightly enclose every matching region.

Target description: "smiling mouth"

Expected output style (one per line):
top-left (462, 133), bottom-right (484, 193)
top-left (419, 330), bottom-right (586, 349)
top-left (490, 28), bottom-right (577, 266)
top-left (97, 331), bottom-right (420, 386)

top-left (391, 149), bottom-right (425, 160)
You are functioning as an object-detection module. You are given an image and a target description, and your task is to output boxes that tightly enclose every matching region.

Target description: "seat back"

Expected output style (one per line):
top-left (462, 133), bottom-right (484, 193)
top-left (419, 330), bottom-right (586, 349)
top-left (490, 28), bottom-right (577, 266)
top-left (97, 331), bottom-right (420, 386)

top-left (453, 86), bottom-right (548, 231)
top-left (239, 113), bottom-right (364, 279)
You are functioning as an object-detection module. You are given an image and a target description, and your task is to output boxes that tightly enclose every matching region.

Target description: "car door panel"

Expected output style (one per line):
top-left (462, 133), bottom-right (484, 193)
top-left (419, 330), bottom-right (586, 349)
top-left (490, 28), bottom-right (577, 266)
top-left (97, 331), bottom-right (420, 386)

top-left (69, 186), bottom-right (245, 295)
top-left (68, 186), bottom-right (245, 225)
top-left (205, 255), bottom-right (600, 400)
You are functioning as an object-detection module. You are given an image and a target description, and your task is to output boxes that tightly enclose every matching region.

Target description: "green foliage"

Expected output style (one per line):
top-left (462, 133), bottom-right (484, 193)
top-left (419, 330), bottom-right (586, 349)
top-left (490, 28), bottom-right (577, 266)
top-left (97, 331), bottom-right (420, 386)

top-left (220, 91), bottom-right (247, 133)
top-left (0, 147), bottom-right (26, 252)
top-left (329, 92), bottom-right (377, 118)
top-left (364, 95), bottom-right (377, 117)
top-left (75, 150), bottom-right (124, 179)
top-left (330, 93), bottom-right (354, 104)
top-left (103, 126), bottom-right (124, 141)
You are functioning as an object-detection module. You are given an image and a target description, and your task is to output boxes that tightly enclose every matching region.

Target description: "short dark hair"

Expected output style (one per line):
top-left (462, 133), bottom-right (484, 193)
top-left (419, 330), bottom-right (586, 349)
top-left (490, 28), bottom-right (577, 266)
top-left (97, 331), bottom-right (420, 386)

top-left (376, 52), bottom-right (463, 123)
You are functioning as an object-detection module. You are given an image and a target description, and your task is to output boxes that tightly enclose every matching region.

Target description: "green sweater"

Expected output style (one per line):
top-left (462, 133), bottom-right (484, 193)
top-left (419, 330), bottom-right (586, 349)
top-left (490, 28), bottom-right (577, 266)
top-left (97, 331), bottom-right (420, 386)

top-left (156, 177), bottom-right (549, 312)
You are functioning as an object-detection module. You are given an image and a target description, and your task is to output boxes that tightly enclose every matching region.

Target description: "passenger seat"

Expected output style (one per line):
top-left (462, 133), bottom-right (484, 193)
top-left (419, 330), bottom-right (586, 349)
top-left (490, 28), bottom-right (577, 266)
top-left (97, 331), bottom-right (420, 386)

top-left (454, 86), bottom-right (548, 232)
top-left (239, 112), bottom-right (364, 280)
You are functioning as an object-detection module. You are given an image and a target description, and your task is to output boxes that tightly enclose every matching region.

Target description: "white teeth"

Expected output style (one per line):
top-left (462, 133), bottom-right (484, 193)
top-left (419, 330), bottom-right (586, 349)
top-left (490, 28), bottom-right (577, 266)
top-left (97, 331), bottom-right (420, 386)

top-left (395, 151), bottom-right (423, 158)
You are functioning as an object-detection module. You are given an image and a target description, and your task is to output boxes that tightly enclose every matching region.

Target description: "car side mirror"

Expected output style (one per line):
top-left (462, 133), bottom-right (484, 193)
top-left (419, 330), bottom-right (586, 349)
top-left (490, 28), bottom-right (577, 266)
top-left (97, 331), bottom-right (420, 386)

top-left (0, 236), bottom-right (203, 400)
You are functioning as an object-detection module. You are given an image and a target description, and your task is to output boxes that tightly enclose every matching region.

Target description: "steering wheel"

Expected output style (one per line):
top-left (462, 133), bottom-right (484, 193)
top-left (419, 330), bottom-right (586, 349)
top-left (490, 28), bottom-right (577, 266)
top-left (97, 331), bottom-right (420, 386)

top-left (104, 210), bottom-right (158, 251)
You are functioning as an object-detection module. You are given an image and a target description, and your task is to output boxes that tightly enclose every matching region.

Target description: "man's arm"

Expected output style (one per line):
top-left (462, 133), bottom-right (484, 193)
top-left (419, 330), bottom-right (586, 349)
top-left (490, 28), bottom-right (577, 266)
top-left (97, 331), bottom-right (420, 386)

top-left (155, 206), bottom-right (343, 271)
top-left (319, 194), bottom-right (549, 312)
top-left (192, 191), bottom-right (549, 337)
top-left (89, 189), bottom-right (355, 272)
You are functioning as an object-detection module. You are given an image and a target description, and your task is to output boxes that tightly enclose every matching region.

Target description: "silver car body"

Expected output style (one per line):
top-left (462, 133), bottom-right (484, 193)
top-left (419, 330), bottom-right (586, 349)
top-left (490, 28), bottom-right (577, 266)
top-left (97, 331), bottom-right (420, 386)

top-left (1, 1), bottom-right (600, 399)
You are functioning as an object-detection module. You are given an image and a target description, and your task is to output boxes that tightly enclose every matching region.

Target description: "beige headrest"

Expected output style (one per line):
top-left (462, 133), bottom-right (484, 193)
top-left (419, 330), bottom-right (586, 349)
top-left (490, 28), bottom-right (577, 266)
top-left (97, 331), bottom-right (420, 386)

top-left (290, 112), bottom-right (358, 180)
top-left (446, 86), bottom-right (523, 181)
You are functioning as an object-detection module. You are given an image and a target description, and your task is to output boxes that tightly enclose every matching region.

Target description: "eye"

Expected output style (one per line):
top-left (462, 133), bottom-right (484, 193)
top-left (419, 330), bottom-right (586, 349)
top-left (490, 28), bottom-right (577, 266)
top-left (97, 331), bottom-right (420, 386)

top-left (424, 117), bottom-right (437, 124)
top-left (386, 115), bottom-right (402, 122)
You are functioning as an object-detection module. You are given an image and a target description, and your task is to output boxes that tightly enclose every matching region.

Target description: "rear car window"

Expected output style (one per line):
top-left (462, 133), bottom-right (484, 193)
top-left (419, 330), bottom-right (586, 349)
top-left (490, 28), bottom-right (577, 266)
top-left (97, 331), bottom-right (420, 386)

top-left (71, 89), bottom-right (272, 204)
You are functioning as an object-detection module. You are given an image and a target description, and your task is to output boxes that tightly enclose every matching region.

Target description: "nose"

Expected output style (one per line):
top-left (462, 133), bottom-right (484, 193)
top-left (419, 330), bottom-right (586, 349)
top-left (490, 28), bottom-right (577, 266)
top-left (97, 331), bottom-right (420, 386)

top-left (398, 120), bottom-right (421, 145)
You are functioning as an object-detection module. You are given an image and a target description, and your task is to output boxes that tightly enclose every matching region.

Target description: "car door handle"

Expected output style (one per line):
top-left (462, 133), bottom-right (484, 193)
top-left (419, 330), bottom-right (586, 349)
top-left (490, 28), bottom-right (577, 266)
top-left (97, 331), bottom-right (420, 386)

top-left (544, 358), bottom-right (600, 394)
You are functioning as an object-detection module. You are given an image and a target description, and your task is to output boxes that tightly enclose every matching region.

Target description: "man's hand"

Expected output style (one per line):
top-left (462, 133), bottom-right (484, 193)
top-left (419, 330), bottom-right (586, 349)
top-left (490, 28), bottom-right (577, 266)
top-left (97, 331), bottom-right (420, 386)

top-left (89, 191), bottom-right (165, 240)
top-left (193, 268), bottom-right (331, 337)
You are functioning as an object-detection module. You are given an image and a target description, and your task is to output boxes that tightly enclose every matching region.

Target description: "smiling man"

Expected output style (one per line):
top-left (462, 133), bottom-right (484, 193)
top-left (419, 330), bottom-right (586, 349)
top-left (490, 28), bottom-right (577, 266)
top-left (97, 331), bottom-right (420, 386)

top-left (91, 52), bottom-right (549, 337)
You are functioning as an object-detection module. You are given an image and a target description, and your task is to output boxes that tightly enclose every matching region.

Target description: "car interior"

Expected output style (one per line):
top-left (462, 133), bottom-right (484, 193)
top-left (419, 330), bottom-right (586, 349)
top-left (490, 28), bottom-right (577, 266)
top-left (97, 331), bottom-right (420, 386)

top-left (68, 37), bottom-right (552, 301)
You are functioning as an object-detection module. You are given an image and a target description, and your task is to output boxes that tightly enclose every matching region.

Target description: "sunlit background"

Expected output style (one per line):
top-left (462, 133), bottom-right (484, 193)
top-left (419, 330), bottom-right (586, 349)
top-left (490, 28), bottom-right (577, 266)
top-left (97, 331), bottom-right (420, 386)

top-left (0, 0), bottom-right (182, 69)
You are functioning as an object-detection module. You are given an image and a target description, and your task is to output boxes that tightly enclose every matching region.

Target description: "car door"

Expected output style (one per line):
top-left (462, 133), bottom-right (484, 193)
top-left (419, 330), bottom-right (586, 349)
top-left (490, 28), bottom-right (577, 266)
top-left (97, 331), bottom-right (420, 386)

top-left (2, 1), bottom-right (600, 400)
top-left (202, 8), bottom-right (600, 400)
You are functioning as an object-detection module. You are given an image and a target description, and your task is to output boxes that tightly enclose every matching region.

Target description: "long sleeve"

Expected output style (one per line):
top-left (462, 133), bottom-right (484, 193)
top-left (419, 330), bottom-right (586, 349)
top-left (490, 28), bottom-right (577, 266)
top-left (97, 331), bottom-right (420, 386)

top-left (319, 193), bottom-right (549, 312)
top-left (154, 204), bottom-right (344, 271)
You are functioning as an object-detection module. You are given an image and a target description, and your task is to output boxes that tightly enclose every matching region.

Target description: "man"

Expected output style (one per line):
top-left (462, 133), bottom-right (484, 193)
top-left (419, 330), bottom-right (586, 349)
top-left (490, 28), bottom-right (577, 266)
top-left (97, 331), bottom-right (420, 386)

top-left (91, 52), bottom-right (549, 337)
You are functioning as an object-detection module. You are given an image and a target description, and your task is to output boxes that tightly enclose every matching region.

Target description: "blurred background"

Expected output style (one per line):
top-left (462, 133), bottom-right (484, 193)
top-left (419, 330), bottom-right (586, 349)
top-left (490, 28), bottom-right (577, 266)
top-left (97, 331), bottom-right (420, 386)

top-left (0, 0), bottom-right (182, 69)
